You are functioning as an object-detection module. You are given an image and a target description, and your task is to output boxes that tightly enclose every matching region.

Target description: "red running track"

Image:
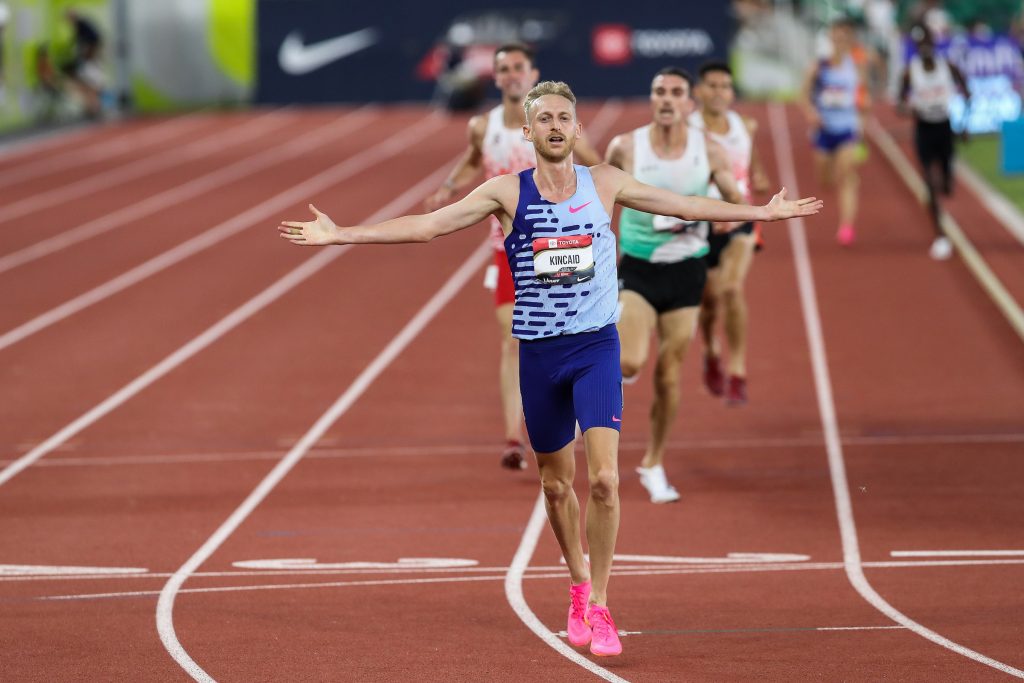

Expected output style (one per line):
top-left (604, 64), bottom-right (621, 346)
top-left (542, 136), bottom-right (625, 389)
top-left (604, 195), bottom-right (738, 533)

top-left (0, 103), bottom-right (1022, 682)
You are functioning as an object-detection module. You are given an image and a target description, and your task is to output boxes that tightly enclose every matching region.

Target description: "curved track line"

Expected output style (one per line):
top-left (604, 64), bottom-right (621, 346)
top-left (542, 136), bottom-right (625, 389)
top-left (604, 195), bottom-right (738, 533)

top-left (505, 494), bottom-right (630, 683)
top-left (501, 98), bottom-right (630, 682)
top-left (0, 114), bottom-right (443, 354)
top-left (156, 241), bottom-right (491, 682)
top-left (768, 102), bottom-right (1024, 679)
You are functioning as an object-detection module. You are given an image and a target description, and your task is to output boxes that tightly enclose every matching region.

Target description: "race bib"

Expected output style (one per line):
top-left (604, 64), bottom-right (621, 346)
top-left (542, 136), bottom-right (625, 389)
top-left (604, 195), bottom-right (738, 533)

top-left (532, 235), bottom-right (595, 285)
top-left (819, 85), bottom-right (854, 109)
top-left (652, 214), bottom-right (704, 235)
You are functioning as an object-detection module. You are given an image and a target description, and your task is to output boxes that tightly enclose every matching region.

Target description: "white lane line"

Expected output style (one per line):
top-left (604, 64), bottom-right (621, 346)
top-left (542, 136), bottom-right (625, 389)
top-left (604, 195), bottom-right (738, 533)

top-left (0, 114), bottom-right (444, 353)
top-left (0, 108), bottom-right (374, 275)
top-left (156, 242), bottom-right (492, 683)
top-left (0, 111), bottom-right (286, 226)
top-left (0, 129), bottom-right (454, 489)
top-left (6, 430), bottom-right (1022, 469)
top-left (0, 121), bottom-right (99, 161)
top-left (506, 495), bottom-right (629, 683)
top-left (502, 99), bottom-right (629, 683)
top-left (865, 117), bottom-right (1024, 342)
top-left (769, 102), bottom-right (1024, 679)
top-left (955, 160), bottom-right (1024, 247)
top-left (0, 113), bottom-right (212, 191)
top-left (27, 556), bottom-right (1024, 598)
top-left (891, 550), bottom-right (1024, 558)
top-left (11, 555), bottom-right (1024, 584)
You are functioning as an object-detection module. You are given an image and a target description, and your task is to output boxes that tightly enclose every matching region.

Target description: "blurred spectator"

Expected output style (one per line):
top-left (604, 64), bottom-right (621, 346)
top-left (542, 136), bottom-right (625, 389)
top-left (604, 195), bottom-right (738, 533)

top-left (34, 8), bottom-right (107, 120)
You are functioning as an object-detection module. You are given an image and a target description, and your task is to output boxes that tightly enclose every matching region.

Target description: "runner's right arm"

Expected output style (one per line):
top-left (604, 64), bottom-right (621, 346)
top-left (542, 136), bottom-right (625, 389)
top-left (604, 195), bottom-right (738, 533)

top-left (424, 115), bottom-right (487, 211)
top-left (279, 176), bottom-right (515, 246)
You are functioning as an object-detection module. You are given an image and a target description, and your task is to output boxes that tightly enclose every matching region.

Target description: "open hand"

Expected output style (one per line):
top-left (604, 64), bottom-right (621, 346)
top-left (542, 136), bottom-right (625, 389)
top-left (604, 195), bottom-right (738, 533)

top-left (278, 204), bottom-right (339, 246)
top-left (764, 187), bottom-right (823, 221)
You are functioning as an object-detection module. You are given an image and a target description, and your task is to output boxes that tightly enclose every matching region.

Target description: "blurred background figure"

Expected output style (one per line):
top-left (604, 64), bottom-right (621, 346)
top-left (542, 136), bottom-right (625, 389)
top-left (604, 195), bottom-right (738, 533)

top-left (899, 24), bottom-right (969, 259)
top-left (33, 6), bottom-right (108, 121)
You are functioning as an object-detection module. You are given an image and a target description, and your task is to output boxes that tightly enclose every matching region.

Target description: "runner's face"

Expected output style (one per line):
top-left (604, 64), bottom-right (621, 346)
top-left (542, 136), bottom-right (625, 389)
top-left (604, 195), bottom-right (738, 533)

top-left (494, 50), bottom-right (539, 101)
top-left (831, 25), bottom-right (853, 54)
top-left (698, 71), bottom-right (734, 115)
top-left (650, 74), bottom-right (693, 126)
top-left (526, 95), bottom-right (579, 162)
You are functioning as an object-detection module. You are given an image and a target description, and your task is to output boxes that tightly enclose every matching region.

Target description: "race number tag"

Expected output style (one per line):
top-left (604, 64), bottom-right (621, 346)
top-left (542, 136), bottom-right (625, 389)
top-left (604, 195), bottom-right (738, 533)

top-left (819, 85), bottom-right (854, 109)
top-left (532, 235), bottom-right (595, 285)
top-left (652, 214), bottom-right (703, 234)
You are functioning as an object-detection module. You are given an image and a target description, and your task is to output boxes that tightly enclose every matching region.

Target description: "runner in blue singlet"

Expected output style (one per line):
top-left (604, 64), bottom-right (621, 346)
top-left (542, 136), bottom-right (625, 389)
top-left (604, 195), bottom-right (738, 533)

top-left (278, 81), bottom-right (822, 657)
top-left (800, 16), bottom-right (870, 246)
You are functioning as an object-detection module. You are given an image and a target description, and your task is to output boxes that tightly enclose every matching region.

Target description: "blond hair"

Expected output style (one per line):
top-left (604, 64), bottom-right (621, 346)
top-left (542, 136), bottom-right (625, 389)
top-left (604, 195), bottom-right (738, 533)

top-left (523, 81), bottom-right (577, 120)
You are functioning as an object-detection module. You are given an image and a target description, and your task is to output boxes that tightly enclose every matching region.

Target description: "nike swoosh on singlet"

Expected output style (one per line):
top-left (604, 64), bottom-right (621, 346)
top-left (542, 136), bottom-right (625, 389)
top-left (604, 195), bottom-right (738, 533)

top-left (569, 201), bottom-right (592, 213)
top-left (278, 27), bottom-right (380, 76)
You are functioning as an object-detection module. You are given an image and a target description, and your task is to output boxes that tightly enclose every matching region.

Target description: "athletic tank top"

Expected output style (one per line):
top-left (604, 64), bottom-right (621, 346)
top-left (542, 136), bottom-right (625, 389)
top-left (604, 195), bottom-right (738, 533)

top-left (504, 165), bottom-right (617, 340)
top-left (618, 124), bottom-right (711, 263)
top-left (908, 55), bottom-right (955, 123)
top-left (814, 55), bottom-right (860, 133)
top-left (688, 110), bottom-right (752, 201)
top-left (482, 105), bottom-right (537, 250)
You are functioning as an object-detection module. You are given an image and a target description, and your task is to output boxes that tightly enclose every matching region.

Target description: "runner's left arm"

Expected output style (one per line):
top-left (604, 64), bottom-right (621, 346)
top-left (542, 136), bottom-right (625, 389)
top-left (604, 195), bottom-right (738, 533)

top-left (278, 176), bottom-right (509, 246)
top-left (601, 164), bottom-right (822, 224)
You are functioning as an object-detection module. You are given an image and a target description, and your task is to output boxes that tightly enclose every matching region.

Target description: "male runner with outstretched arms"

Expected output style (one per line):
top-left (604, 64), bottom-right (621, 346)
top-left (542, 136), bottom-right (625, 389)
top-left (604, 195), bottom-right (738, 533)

top-left (689, 62), bottom-right (771, 405)
top-left (279, 81), bottom-right (821, 657)
top-left (426, 44), bottom-right (601, 470)
top-left (606, 67), bottom-right (747, 503)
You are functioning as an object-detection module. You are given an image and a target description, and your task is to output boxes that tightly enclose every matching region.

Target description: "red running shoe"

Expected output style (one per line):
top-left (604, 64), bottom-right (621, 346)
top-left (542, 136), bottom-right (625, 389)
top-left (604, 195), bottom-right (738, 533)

top-left (500, 440), bottom-right (527, 470)
top-left (726, 375), bottom-right (748, 406)
top-left (703, 355), bottom-right (725, 397)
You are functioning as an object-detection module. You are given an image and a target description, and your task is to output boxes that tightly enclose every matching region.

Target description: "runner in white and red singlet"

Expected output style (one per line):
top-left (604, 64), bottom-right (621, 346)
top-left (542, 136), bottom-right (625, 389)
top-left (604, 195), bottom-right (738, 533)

top-left (689, 61), bottom-right (771, 406)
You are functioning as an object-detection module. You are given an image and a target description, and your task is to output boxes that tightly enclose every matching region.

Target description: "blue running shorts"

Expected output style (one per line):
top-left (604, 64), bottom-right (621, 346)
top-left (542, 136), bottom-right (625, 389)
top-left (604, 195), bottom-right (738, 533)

top-left (518, 324), bottom-right (623, 453)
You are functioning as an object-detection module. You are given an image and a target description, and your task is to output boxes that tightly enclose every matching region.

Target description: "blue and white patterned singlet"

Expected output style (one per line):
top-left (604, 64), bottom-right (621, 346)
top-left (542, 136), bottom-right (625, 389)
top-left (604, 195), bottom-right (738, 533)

top-left (503, 165), bottom-right (618, 340)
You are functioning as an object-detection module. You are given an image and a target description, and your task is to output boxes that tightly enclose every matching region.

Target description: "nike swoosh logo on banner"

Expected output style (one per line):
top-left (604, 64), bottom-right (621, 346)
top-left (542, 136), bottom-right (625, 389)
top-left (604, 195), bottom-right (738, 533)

top-left (278, 27), bottom-right (380, 76)
top-left (569, 202), bottom-right (591, 214)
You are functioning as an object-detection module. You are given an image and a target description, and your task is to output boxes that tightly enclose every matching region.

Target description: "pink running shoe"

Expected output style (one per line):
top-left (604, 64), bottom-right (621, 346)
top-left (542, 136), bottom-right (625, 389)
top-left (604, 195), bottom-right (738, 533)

top-left (836, 224), bottom-right (856, 246)
top-left (567, 581), bottom-right (592, 647)
top-left (585, 604), bottom-right (622, 656)
top-left (703, 354), bottom-right (725, 397)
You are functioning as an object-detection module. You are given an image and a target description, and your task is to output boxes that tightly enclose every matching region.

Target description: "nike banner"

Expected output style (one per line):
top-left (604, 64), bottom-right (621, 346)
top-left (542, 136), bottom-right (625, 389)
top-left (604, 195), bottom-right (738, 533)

top-left (255, 0), bottom-right (733, 103)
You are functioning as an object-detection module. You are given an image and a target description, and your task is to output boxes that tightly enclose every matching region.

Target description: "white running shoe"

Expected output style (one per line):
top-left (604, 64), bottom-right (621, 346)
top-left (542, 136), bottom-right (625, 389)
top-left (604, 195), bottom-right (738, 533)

top-left (636, 464), bottom-right (680, 503)
top-left (930, 236), bottom-right (952, 260)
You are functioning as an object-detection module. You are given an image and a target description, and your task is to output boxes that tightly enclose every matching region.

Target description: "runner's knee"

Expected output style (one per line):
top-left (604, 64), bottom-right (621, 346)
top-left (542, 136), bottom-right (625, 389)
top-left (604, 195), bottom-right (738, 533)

top-left (541, 473), bottom-right (573, 503)
top-left (588, 468), bottom-right (619, 504)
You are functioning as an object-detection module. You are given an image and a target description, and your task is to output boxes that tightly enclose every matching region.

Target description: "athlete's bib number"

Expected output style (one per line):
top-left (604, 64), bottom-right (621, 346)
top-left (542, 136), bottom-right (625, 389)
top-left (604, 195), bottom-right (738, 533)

top-left (819, 86), bottom-right (854, 109)
top-left (652, 214), bottom-right (705, 235)
top-left (532, 235), bottom-right (595, 285)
